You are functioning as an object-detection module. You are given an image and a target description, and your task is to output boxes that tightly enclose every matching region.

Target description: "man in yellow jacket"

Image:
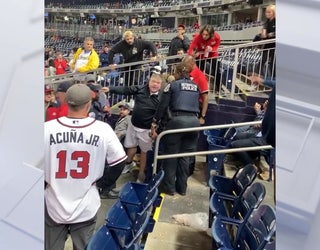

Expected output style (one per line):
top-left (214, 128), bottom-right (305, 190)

top-left (70, 37), bottom-right (100, 83)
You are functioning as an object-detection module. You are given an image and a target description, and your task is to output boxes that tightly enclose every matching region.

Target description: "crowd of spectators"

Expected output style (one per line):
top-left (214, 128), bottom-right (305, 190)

top-left (43, 3), bottom-right (276, 246)
top-left (46, 0), bottom-right (195, 9)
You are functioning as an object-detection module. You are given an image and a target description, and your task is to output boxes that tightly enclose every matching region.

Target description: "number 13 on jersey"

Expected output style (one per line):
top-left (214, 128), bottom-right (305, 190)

top-left (55, 150), bottom-right (90, 179)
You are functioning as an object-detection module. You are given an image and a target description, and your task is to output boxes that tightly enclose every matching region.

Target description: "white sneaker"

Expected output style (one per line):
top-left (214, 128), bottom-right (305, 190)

top-left (136, 172), bottom-right (146, 183)
top-left (122, 162), bottom-right (136, 174)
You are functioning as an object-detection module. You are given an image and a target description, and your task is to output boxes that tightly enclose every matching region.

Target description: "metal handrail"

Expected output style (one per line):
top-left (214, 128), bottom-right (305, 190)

top-left (44, 39), bottom-right (275, 83)
top-left (218, 39), bottom-right (275, 51)
top-left (152, 120), bottom-right (273, 174)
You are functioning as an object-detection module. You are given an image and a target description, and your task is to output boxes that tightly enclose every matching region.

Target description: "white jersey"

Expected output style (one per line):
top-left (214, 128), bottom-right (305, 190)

top-left (44, 116), bottom-right (127, 224)
top-left (74, 50), bottom-right (91, 71)
top-left (73, 50), bottom-right (91, 81)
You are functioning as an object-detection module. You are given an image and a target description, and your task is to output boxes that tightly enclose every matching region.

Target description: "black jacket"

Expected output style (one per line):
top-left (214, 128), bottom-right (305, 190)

top-left (108, 38), bottom-right (157, 65)
top-left (89, 100), bottom-right (104, 121)
top-left (168, 35), bottom-right (190, 56)
top-left (109, 85), bottom-right (161, 129)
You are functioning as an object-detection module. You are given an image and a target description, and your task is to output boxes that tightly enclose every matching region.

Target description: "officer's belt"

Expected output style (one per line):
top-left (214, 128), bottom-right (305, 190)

top-left (172, 111), bottom-right (198, 117)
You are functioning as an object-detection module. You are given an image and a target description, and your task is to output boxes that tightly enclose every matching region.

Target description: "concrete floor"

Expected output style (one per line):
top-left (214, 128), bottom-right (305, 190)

top-left (64, 156), bottom-right (275, 249)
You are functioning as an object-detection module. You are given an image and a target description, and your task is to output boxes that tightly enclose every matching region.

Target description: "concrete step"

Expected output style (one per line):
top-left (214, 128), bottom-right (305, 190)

top-left (144, 222), bottom-right (212, 250)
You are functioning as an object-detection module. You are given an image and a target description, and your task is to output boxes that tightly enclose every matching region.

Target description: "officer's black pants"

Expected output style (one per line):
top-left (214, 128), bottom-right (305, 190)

top-left (160, 116), bottom-right (199, 194)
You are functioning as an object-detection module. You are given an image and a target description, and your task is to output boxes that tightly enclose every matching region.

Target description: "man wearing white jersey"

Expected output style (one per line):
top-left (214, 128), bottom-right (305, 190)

top-left (44, 84), bottom-right (127, 250)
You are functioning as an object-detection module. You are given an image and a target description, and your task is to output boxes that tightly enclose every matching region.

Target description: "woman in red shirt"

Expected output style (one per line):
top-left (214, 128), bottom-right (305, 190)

top-left (188, 25), bottom-right (222, 92)
top-left (54, 51), bottom-right (68, 75)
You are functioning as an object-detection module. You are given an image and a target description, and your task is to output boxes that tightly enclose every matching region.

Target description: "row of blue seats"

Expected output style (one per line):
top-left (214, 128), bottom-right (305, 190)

top-left (88, 170), bottom-right (164, 249)
top-left (208, 164), bottom-right (276, 249)
top-left (204, 127), bottom-right (274, 182)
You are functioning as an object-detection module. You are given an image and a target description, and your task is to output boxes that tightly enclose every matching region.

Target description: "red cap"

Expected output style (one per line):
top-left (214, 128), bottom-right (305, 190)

top-left (178, 24), bottom-right (185, 29)
top-left (45, 84), bottom-right (52, 93)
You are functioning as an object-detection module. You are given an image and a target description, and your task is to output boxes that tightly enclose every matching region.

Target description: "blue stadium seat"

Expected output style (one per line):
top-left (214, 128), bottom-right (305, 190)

top-left (209, 164), bottom-right (258, 199)
top-left (206, 127), bottom-right (237, 177)
top-left (119, 182), bottom-right (159, 222)
top-left (148, 170), bottom-right (164, 191)
top-left (87, 224), bottom-right (143, 250)
top-left (209, 182), bottom-right (266, 221)
top-left (203, 128), bottom-right (224, 138)
top-left (212, 204), bottom-right (276, 250)
top-left (118, 170), bottom-right (164, 222)
top-left (246, 204), bottom-right (276, 250)
top-left (87, 225), bottom-right (121, 250)
top-left (208, 164), bottom-right (257, 226)
top-left (105, 200), bottom-right (151, 249)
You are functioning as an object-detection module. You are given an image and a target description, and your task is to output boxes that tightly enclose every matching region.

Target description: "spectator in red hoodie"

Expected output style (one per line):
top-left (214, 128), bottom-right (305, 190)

top-left (46, 81), bottom-right (73, 121)
top-left (188, 24), bottom-right (222, 92)
top-left (54, 51), bottom-right (68, 75)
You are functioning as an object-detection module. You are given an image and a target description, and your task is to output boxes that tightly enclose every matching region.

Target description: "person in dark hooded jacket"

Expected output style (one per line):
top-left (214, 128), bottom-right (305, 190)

top-left (168, 24), bottom-right (190, 64)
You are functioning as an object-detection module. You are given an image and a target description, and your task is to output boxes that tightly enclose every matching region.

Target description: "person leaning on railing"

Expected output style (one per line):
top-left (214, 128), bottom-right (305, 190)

top-left (102, 72), bottom-right (163, 183)
top-left (107, 30), bottom-right (158, 85)
top-left (69, 36), bottom-right (100, 83)
top-left (188, 24), bottom-right (222, 93)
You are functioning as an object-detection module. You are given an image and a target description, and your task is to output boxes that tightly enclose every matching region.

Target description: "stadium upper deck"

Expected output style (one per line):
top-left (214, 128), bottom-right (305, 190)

top-left (45, 0), bottom-right (241, 9)
top-left (45, 0), bottom-right (274, 45)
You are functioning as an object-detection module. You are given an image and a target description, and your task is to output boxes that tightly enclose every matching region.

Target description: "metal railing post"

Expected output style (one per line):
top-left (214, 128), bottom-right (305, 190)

top-left (231, 47), bottom-right (239, 99)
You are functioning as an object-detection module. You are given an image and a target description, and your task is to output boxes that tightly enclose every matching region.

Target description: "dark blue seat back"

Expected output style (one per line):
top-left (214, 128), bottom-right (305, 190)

top-left (119, 182), bottom-right (149, 207)
top-left (87, 225), bottom-right (121, 250)
top-left (211, 215), bottom-right (233, 249)
top-left (119, 182), bottom-right (158, 222)
top-left (105, 200), bottom-right (151, 249)
top-left (210, 182), bottom-right (265, 221)
top-left (204, 128), bottom-right (226, 138)
top-left (234, 205), bottom-right (276, 250)
top-left (212, 204), bottom-right (275, 250)
top-left (105, 201), bottom-right (133, 247)
top-left (148, 170), bottom-right (164, 191)
top-left (233, 164), bottom-right (258, 197)
top-left (231, 182), bottom-right (266, 221)
top-left (209, 164), bottom-right (257, 198)
top-left (206, 128), bottom-right (238, 176)
top-left (246, 204), bottom-right (276, 250)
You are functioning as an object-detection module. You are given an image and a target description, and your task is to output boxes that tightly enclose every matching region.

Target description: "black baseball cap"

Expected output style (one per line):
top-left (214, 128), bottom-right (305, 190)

top-left (87, 83), bottom-right (102, 92)
top-left (56, 82), bottom-right (73, 93)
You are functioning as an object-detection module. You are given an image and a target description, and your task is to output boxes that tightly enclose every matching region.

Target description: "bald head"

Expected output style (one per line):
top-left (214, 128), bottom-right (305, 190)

top-left (182, 55), bottom-right (196, 71)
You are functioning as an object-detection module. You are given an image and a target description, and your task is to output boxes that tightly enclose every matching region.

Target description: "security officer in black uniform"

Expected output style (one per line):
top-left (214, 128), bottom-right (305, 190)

top-left (87, 83), bottom-right (105, 121)
top-left (150, 62), bottom-right (200, 196)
